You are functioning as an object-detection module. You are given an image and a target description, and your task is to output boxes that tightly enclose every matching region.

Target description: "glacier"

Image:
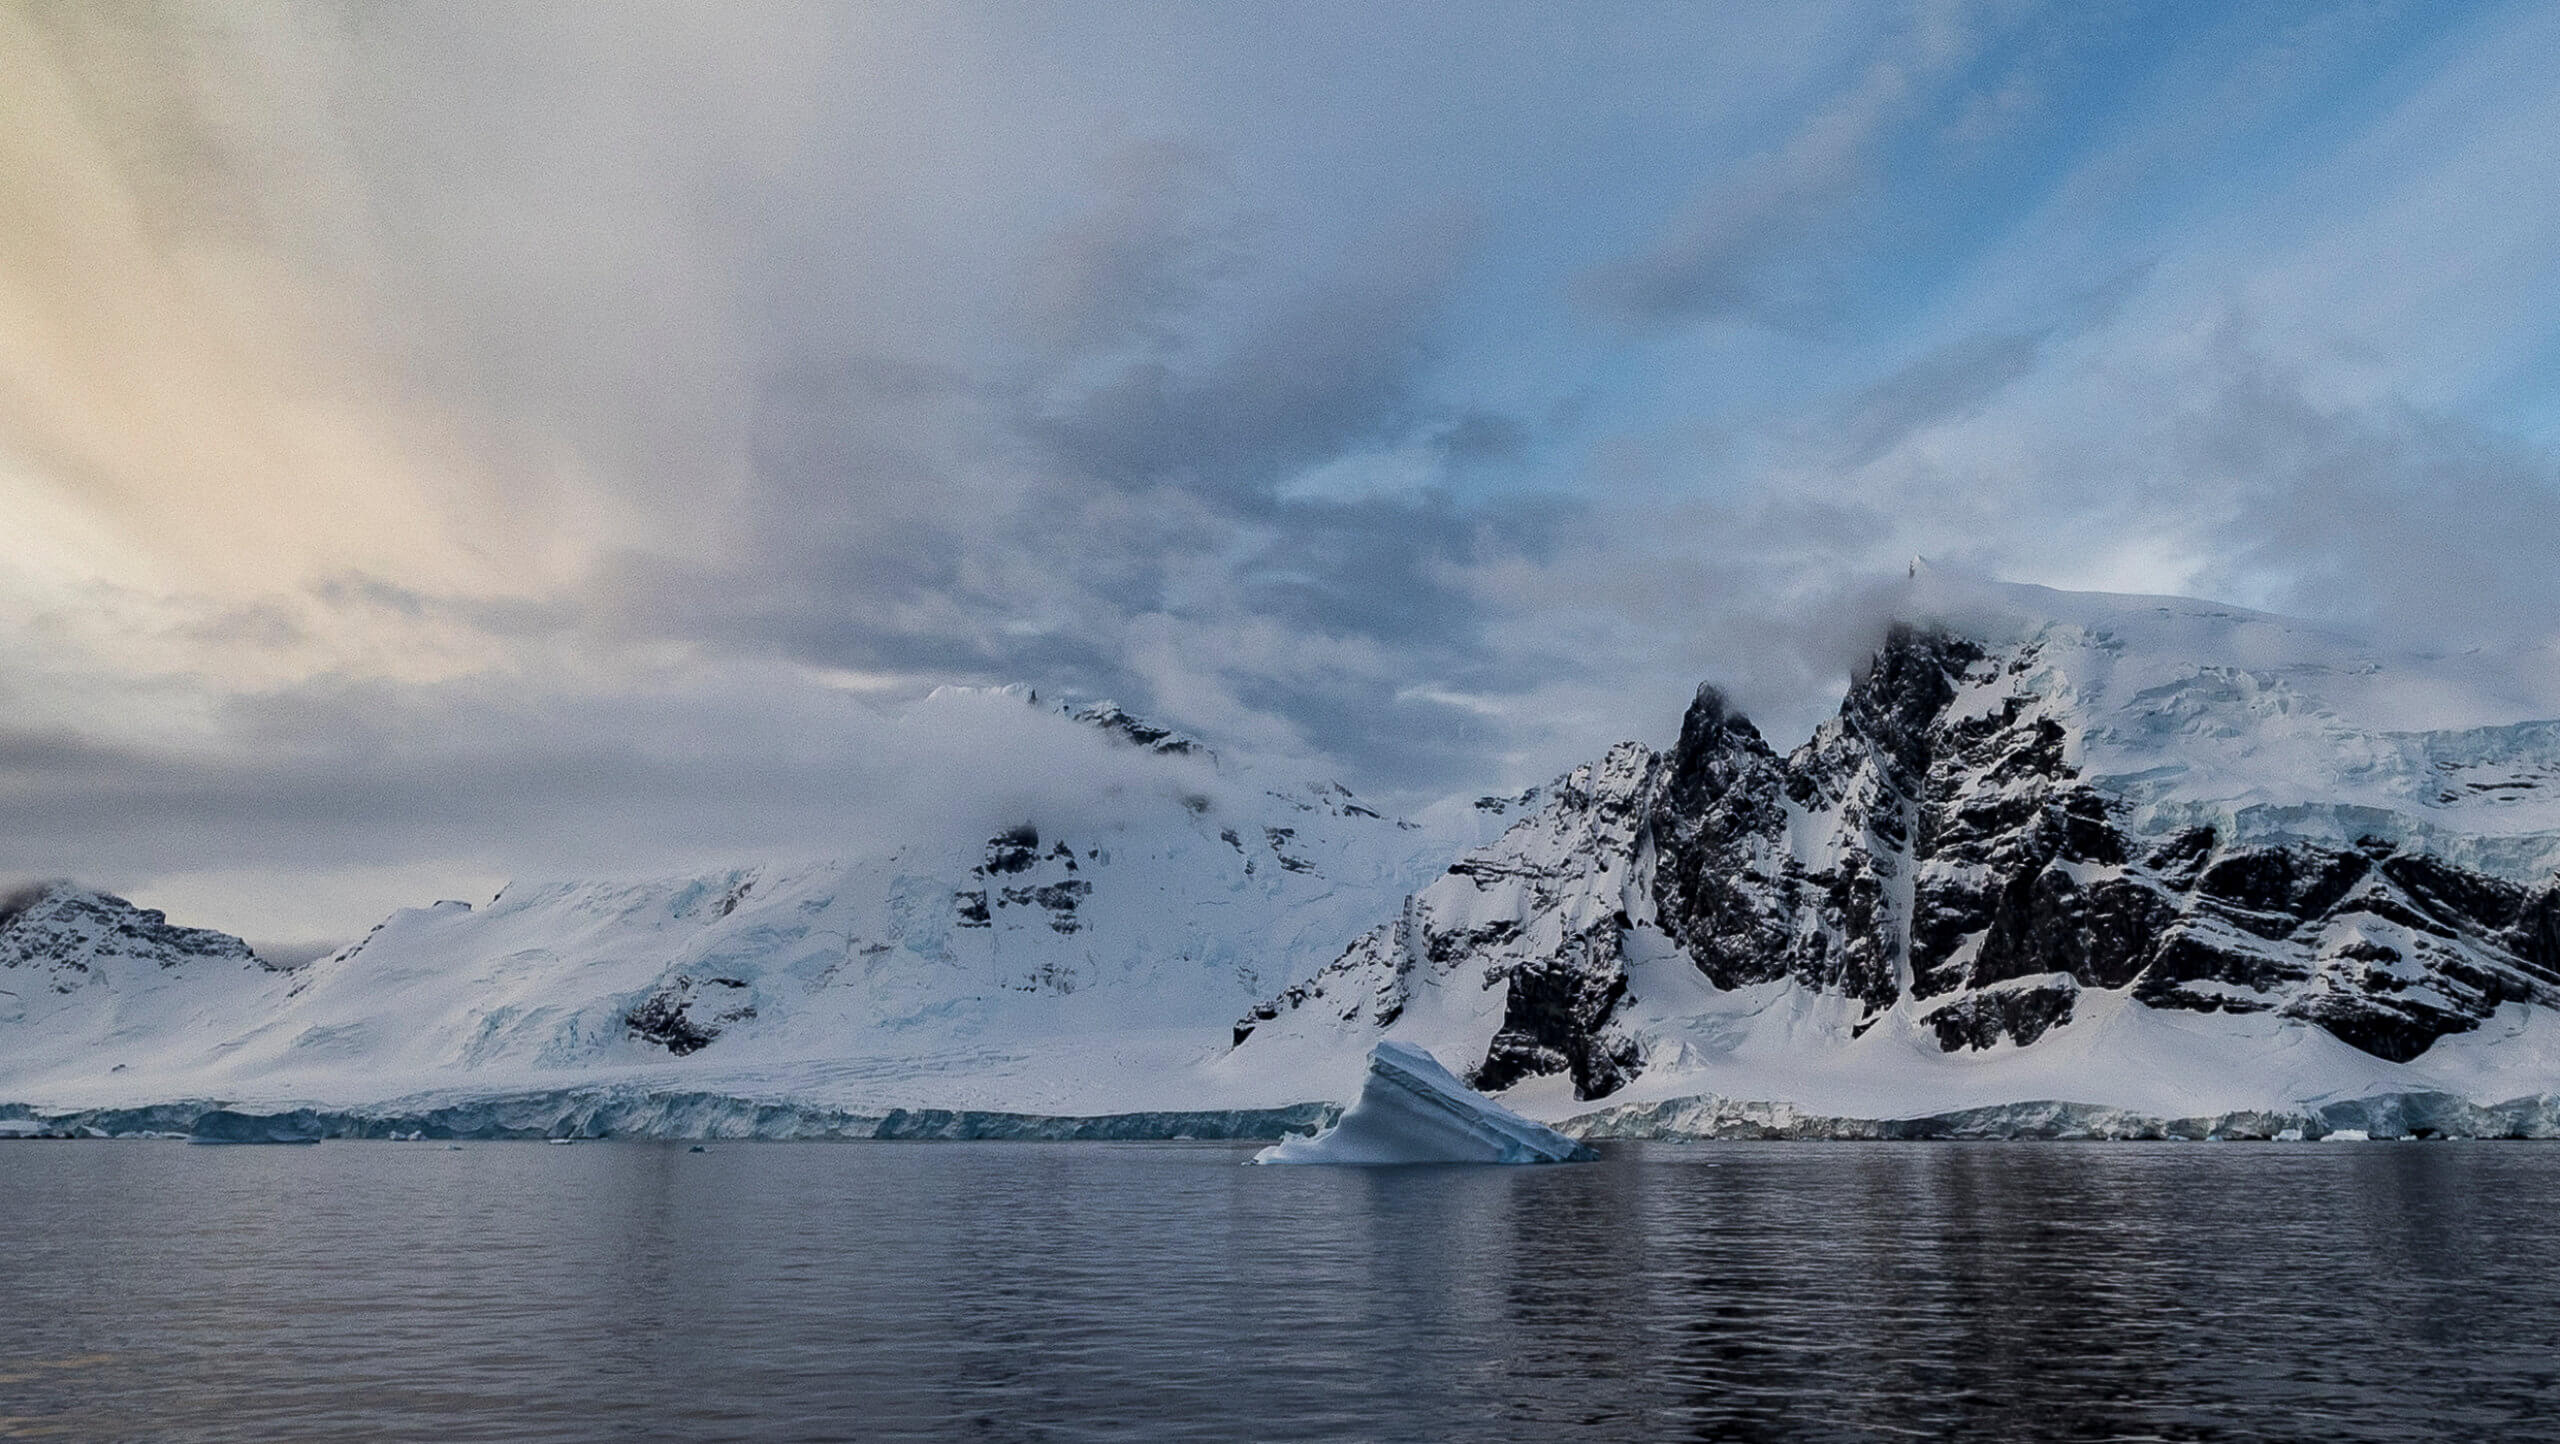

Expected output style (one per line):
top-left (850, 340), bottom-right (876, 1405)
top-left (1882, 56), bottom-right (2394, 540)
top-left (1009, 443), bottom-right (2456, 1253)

top-left (0, 1092), bottom-right (1338, 1143)
top-left (12, 1085), bottom-right (2560, 1143)
top-left (1253, 1040), bottom-right (1595, 1164)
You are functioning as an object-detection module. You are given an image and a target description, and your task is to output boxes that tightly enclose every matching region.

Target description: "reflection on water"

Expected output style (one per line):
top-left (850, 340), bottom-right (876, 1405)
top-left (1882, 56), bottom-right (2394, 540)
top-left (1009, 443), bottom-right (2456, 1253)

top-left (4, 1140), bottom-right (2558, 1441)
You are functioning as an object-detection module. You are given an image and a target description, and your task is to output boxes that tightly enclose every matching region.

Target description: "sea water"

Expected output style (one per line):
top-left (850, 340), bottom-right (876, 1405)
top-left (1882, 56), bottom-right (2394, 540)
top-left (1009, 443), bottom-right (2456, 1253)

top-left (3, 1140), bottom-right (2556, 1441)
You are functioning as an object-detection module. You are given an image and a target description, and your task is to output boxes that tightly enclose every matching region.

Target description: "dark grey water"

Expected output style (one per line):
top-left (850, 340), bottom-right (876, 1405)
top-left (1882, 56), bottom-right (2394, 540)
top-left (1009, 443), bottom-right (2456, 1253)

top-left (4, 1141), bottom-right (2558, 1442)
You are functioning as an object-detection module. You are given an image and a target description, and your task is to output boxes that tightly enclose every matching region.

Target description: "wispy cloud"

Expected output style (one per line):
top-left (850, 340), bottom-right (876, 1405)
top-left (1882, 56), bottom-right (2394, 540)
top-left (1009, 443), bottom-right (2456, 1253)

top-left (1576, 0), bottom-right (1991, 329)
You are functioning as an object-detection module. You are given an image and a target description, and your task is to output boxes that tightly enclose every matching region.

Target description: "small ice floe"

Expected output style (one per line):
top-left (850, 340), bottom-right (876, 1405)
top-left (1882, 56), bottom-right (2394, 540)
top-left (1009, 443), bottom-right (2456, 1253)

top-left (1252, 1040), bottom-right (1596, 1165)
top-left (2325, 1128), bottom-right (2373, 1142)
top-left (546, 1137), bottom-right (577, 1145)
top-left (2274, 1128), bottom-right (2305, 1143)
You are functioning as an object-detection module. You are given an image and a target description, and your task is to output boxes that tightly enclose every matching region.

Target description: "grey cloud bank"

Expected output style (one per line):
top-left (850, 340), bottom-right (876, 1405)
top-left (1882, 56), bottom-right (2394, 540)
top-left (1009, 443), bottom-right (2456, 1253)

top-left (4, 1), bottom-right (2559, 939)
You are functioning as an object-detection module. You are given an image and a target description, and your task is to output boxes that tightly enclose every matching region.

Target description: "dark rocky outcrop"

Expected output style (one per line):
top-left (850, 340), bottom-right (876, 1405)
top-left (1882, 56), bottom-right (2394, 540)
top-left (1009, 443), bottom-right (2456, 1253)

top-left (1473, 925), bottom-right (1643, 1098)
top-left (1232, 744), bottom-right (1657, 1101)
top-left (1237, 622), bottom-right (2560, 1098)
top-left (1070, 701), bottom-right (1204, 757)
top-left (0, 883), bottom-right (264, 989)
top-left (625, 975), bottom-right (757, 1056)
top-left (1648, 626), bottom-right (2560, 1061)
top-left (1921, 982), bottom-right (2078, 1052)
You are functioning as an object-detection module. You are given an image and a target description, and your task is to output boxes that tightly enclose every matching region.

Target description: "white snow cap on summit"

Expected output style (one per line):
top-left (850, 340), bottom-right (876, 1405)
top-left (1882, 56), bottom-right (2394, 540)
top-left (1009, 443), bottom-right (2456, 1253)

top-left (1878, 565), bottom-right (2560, 875)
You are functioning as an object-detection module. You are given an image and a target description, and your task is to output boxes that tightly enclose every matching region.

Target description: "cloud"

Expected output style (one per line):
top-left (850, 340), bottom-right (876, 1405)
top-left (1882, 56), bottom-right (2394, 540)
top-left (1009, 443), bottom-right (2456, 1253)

top-left (2169, 329), bottom-right (2560, 646)
top-left (1020, 140), bottom-right (1246, 358)
top-left (1825, 328), bottom-right (2045, 466)
top-left (1023, 202), bottom-right (1481, 504)
top-left (6, 1), bottom-right (2560, 943)
top-left (572, 168), bottom-right (1555, 791)
top-left (1576, 0), bottom-right (1987, 328)
top-left (1751, 302), bottom-right (2560, 669)
top-left (0, 665), bottom-right (1223, 900)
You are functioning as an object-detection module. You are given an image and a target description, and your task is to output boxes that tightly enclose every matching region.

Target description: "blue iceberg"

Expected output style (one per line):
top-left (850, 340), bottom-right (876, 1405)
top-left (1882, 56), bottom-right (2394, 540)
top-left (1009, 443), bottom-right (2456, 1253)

top-left (1253, 1040), bottom-right (1596, 1165)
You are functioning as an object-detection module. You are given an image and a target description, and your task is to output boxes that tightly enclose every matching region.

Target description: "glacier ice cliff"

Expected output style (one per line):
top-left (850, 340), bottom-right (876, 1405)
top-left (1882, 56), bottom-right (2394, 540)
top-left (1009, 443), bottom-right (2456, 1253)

top-left (0, 1091), bottom-right (1339, 1143)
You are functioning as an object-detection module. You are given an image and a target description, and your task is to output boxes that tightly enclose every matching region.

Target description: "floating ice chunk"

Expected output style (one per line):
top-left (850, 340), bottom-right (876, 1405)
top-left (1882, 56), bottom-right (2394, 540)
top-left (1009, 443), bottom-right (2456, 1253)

top-left (1252, 1040), bottom-right (1597, 1165)
top-left (2324, 1128), bottom-right (2372, 1142)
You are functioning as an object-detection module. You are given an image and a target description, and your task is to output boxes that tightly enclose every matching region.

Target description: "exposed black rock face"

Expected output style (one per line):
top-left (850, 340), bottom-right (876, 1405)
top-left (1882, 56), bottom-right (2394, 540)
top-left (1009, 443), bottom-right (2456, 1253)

top-left (1264, 827), bottom-right (1317, 874)
top-left (2528, 887), bottom-right (2560, 974)
top-left (1648, 686), bottom-right (1801, 996)
top-left (1070, 701), bottom-right (1203, 756)
top-left (0, 883), bottom-right (264, 988)
top-left (624, 975), bottom-right (757, 1056)
top-left (1473, 935), bottom-right (1641, 1098)
top-left (982, 825), bottom-right (1041, 875)
top-left (1032, 880), bottom-right (1091, 933)
top-left (0, 881), bottom-right (56, 930)
top-left (1230, 744), bottom-right (1657, 1102)
top-left (959, 822), bottom-right (1101, 934)
top-left (1647, 626), bottom-right (2560, 1059)
top-left (1237, 621), bottom-right (2560, 1094)
top-left (1923, 983), bottom-right (2077, 1051)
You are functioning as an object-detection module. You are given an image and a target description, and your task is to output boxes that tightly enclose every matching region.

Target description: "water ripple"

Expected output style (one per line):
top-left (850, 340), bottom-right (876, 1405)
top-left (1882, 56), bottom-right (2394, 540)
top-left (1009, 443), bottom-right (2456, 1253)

top-left (3, 1141), bottom-right (2556, 1441)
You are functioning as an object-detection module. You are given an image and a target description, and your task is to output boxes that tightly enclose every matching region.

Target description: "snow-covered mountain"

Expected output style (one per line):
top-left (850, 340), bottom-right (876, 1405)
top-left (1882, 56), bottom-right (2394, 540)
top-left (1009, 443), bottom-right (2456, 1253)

top-left (1228, 576), bottom-right (2560, 1124)
top-left (11, 576), bottom-right (2560, 1137)
top-left (1, 688), bottom-right (1453, 1117)
top-left (0, 883), bottom-right (285, 1064)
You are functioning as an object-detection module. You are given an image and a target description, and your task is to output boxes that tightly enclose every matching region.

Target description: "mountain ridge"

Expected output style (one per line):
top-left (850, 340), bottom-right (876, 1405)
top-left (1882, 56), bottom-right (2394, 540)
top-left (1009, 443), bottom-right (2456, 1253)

top-left (1229, 580), bottom-right (2560, 1107)
top-left (10, 578), bottom-right (2560, 1129)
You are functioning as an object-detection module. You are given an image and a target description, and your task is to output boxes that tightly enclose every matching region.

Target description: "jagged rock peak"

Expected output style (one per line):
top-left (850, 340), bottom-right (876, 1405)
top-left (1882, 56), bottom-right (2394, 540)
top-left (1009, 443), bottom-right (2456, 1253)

top-left (1673, 681), bottom-right (1767, 756)
top-left (0, 882), bottom-right (265, 981)
top-left (0, 879), bottom-right (65, 930)
top-left (1066, 699), bottom-right (1207, 757)
top-left (1232, 741), bottom-right (1662, 1101)
top-left (1237, 598), bottom-right (2560, 1099)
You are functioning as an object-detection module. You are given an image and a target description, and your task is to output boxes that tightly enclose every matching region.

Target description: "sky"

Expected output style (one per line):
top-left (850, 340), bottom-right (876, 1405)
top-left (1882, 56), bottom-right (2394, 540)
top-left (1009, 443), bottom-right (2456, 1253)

top-left (7, 0), bottom-right (2560, 946)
